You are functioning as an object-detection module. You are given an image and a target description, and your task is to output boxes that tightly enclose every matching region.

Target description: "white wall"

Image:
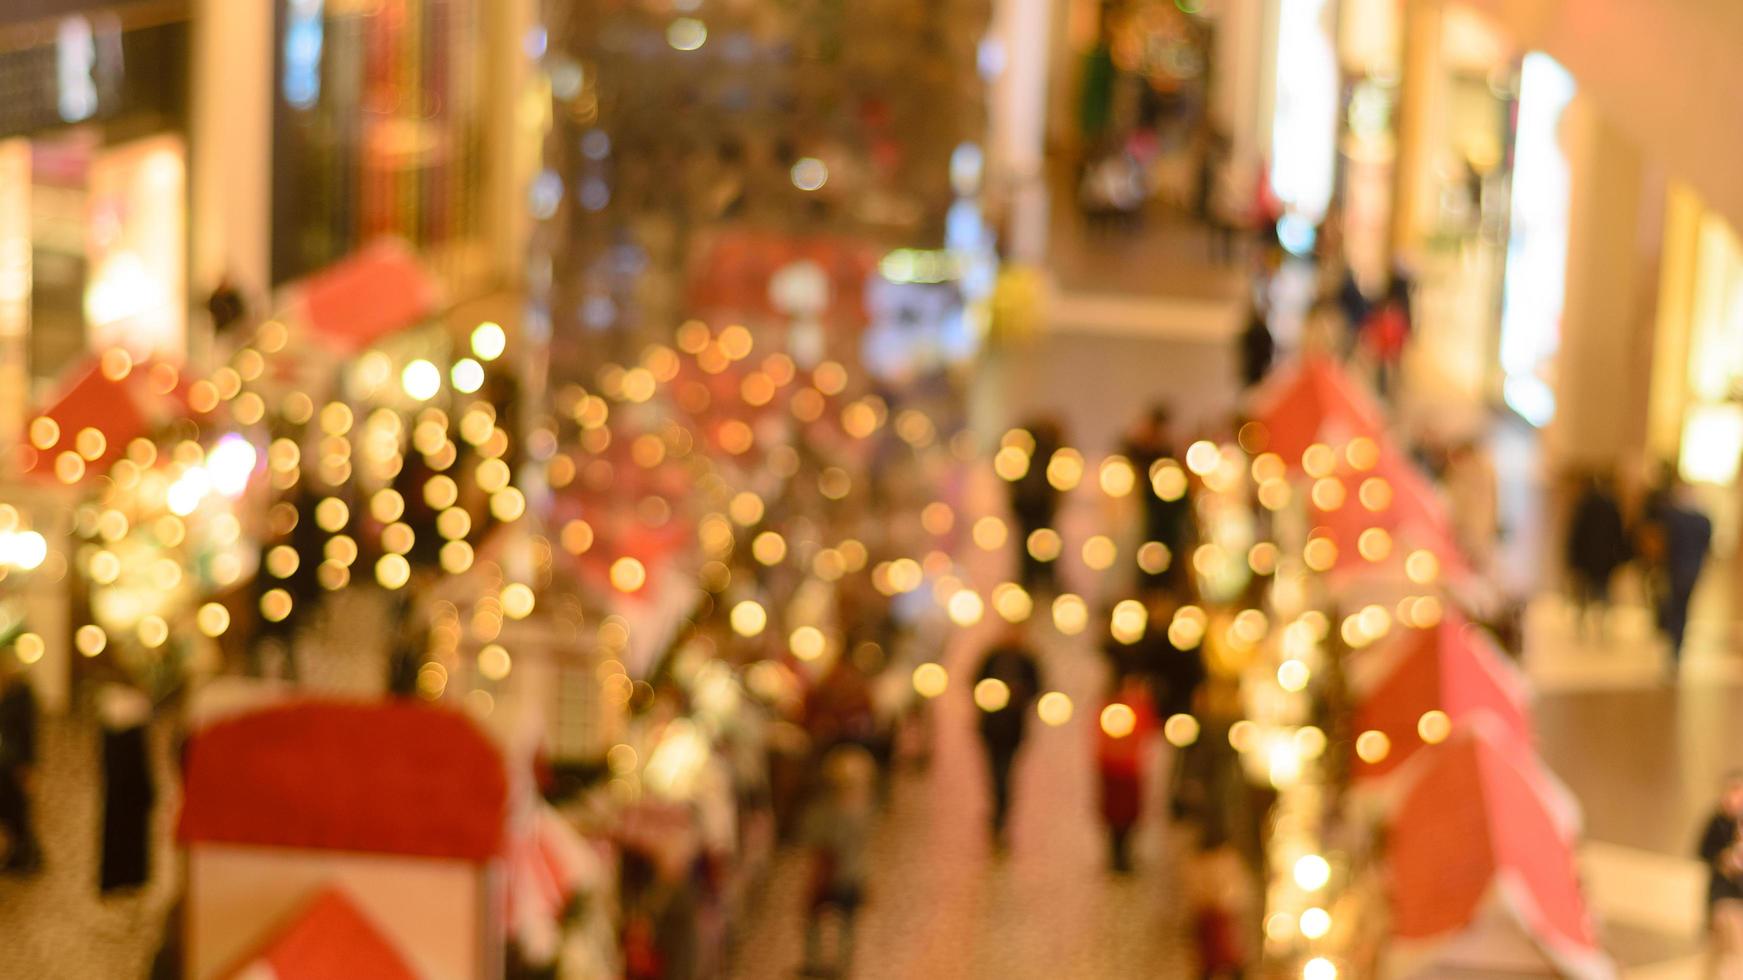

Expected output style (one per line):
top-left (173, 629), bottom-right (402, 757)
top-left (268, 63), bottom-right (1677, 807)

top-left (187, 845), bottom-right (490, 980)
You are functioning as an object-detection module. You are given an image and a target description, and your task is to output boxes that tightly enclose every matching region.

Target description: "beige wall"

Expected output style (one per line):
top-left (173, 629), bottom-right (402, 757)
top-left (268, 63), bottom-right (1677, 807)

top-left (1545, 94), bottom-right (1662, 474)
top-left (1458, 0), bottom-right (1743, 235)
top-left (187, 845), bottom-right (492, 980)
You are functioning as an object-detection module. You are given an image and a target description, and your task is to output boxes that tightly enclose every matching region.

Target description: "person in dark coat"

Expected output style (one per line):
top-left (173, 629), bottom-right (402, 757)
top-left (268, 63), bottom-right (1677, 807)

top-left (1564, 472), bottom-right (1630, 639)
top-left (1238, 305), bottom-right (1276, 389)
top-left (1122, 406), bottom-right (1191, 590)
top-left (1697, 772), bottom-right (1743, 931)
top-left (1010, 417), bottom-right (1066, 593)
top-left (98, 685), bottom-right (155, 892)
top-left (974, 630), bottom-right (1042, 850)
top-left (0, 656), bottom-right (41, 873)
top-left (1651, 480), bottom-right (1713, 672)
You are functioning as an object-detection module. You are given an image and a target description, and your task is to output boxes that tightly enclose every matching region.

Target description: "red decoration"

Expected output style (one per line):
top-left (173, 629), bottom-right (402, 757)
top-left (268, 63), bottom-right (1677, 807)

top-left (1387, 728), bottom-right (1598, 957)
top-left (220, 887), bottom-right (418, 980)
top-left (1248, 356), bottom-right (1385, 468)
top-left (179, 701), bottom-right (508, 862)
top-left (1351, 613), bottom-right (1531, 781)
top-left (293, 239), bottom-right (441, 353)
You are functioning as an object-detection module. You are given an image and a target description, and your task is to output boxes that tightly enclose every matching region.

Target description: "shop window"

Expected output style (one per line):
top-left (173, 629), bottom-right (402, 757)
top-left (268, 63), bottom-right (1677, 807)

top-left (271, 0), bottom-right (488, 289)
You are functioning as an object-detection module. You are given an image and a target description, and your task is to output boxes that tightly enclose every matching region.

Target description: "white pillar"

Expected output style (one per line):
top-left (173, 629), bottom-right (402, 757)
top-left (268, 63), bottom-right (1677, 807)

top-left (189, 0), bottom-right (273, 351)
top-left (989, 0), bottom-right (1053, 264)
top-left (1211, 0), bottom-right (1272, 196)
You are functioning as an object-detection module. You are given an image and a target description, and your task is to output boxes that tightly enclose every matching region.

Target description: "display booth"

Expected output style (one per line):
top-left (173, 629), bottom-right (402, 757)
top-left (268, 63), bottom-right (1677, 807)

top-left (1380, 726), bottom-right (1610, 980)
top-left (1249, 355), bottom-right (1386, 467)
top-left (1348, 613), bottom-right (1532, 784)
top-left (178, 701), bottom-right (510, 980)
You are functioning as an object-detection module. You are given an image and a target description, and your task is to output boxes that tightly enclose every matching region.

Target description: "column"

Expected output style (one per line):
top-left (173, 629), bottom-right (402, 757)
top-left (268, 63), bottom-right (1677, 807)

top-left (1546, 94), bottom-right (1661, 476)
top-left (989, 0), bottom-right (1053, 264)
top-left (189, 0), bottom-right (273, 360)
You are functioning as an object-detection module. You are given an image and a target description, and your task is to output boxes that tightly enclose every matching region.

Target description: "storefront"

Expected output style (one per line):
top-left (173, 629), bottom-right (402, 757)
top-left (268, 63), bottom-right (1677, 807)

top-left (0, 3), bottom-right (190, 417)
top-left (269, 0), bottom-right (496, 295)
top-left (1391, 1), bottom-right (1523, 411)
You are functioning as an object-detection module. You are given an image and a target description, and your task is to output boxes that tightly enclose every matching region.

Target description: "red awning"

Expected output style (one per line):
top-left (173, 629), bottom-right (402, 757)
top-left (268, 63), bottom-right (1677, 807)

top-left (1248, 356), bottom-right (1386, 467)
top-left (1352, 613), bottom-right (1532, 781)
top-left (222, 887), bottom-right (417, 980)
top-left (1387, 729), bottom-right (1598, 958)
top-left (179, 701), bottom-right (508, 862)
top-left (292, 240), bottom-right (441, 353)
top-left (1311, 447), bottom-right (1470, 582)
top-left (23, 356), bottom-right (188, 479)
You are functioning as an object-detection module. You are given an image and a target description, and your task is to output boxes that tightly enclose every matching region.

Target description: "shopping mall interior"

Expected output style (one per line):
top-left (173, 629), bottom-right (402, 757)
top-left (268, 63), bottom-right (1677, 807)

top-left (1, 0), bottom-right (1742, 978)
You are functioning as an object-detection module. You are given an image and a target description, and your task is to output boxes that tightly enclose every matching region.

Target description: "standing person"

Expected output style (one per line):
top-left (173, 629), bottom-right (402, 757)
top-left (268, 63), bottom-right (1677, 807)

top-left (0, 654), bottom-right (41, 874)
top-left (1362, 270), bottom-right (1413, 400)
top-left (974, 629), bottom-right (1042, 851)
top-left (1123, 408), bottom-right (1191, 591)
top-left (1650, 479), bottom-right (1713, 673)
top-left (1011, 417), bottom-right (1065, 593)
top-left (98, 684), bottom-right (155, 893)
top-left (799, 745), bottom-right (877, 978)
top-left (1238, 303), bottom-right (1275, 389)
top-left (1565, 472), bottom-right (1629, 639)
top-left (205, 274), bottom-right (248, 338)
top-left (1698, 772), bottom-right (1743, 970)
top-left (1095, 673), bottom-right (1157, 873)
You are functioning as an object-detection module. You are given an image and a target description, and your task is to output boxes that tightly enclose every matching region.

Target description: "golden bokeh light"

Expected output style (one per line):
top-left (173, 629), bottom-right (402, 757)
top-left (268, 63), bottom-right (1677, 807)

top-left (376, 553), bottom-right (411, 590)
top-left (946, 589), bottom-right (984, 627)
top-left (972, 516), bottom-right (1008, 550)
top-left (973, 677), bottom-right (1011, 712)
top-left (730, 600), bottom-right (768, 637)
top-left (478, 644), bottom-right (512, 681)
top-left (789, 626), bottom-right (826, 661)
top-left (611, 557), bottom-right (647, 593)
top-left (1163, 713), bottom-right (1200, 747)
top-left (1026, 527), bottom-right (1062, 563)
top-left (1081, 535), bottom-right (1117, 571)
top-left (912, 663), bottom-right (949, 698)
top-left (1099, 455), bottom-right (1136, 496)
top-left (993, 446), bottom-right (1031, 482)
top-left (1099, 703), bottom-right (1137, 738)
top-left (1036, 692), bottom-right (1073, 726)
top-left (1052, 593), bottom-right (1088, 635)
top-left (75, 625), bottom-right (107, 657)
top-left (1417, 709), bottom-right (1452, 744)
top-left (1355, 729), bottom-right (1391, 764)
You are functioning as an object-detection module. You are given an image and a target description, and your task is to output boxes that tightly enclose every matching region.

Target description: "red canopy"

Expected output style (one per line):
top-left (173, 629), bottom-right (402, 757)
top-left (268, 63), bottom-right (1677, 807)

top-left (1387, 729), bottom-right (1598, 958)
top-left (1312, 447), bottom-right (1470, 582)
top-left (1249, 356), bottom-right (1386, 467)
top-left (180, 701), bottom-right (508, 862)
top-left (1352, 614), bottom-right (1532, 781)
top-left (293, 240), bottom-right (441, 353)
top-left (222, 887), bottom-right (416, 980)
top-left (23, 356), bottom-right (188, 479)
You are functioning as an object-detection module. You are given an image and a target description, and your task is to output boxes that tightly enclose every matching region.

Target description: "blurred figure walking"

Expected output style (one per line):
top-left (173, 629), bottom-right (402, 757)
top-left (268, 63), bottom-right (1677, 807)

top-left (1122, 409), bottom-right (1191, 591)
top-left (800, 745), bottom-right (877, 978)
top-left (1237, 304), bottom-right (1275, 390)
top-left (0, 654), bottom-right (41, 874)
top-left (1010, 418), bottom-right (1066, 593)
top-left (1564, 472), bottom-right (1628, 639)
top-left (1645, 478), bottom-right (1712, 672)
top-left (974, 629), bottom-right (1042, 851)
top-left (1697, 771), bottom-right (1743, 976)
top-left (1095, 673), bottom-right (1156, 873)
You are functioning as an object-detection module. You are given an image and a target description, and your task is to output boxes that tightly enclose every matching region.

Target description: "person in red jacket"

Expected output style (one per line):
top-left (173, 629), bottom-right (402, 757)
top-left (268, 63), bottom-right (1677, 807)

top-left (1095, 672), bottom-right (1157, 873)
